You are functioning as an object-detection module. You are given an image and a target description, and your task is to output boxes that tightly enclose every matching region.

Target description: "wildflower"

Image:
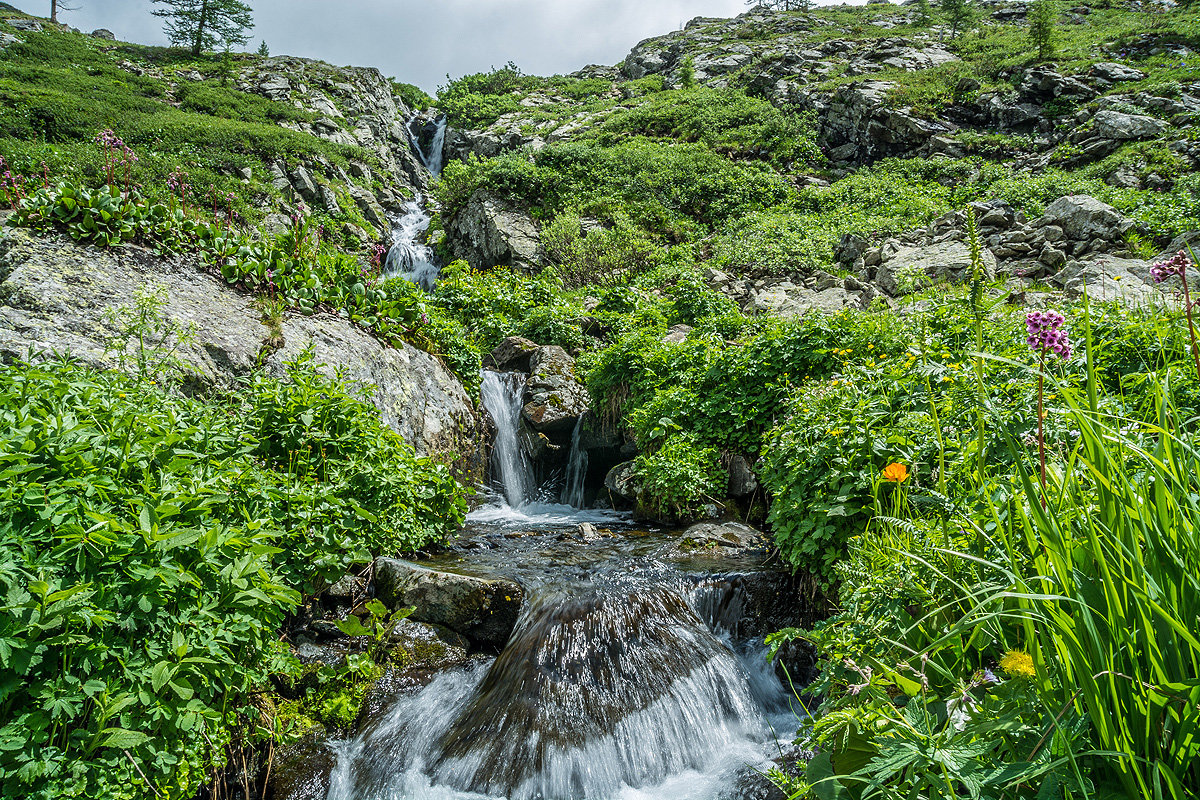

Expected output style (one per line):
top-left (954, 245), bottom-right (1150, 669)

top-left (981, 668), bottom-right (1000, 684)
top-left (1150, 249), bottom-right (1200, 380)
top-left (1150, 249), bottom-right (1188, 284)
top-left (999, 650), bottom-right (1037, 680)
top-left (1026, 310), bottom-right (1071, 360)
top-left (882, 463), bottom-right (909, 483)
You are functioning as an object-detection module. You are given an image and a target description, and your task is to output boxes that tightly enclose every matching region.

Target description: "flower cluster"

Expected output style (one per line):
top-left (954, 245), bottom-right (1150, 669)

top-left (94, 129), bottom-right (138, 189)
top-left (1150, 250), bottom-right (1190, 284)
top-left (0, 157), bottom-right (25, 210)
top-left (1026, 310), bottom-right (1071, 360)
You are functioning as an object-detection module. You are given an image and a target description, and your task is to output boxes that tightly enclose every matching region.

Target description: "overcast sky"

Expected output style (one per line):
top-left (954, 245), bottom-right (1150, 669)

top-left (10, 0), bottom-right (782, 91)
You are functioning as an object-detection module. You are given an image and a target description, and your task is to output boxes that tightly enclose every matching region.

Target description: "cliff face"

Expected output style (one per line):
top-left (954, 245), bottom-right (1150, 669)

top-left (0, 224), bottom-right (479, 463)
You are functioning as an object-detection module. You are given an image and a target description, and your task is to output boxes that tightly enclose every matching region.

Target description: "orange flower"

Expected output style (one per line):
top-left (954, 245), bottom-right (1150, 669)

top-left (882, 463), bottom-right (909, 484)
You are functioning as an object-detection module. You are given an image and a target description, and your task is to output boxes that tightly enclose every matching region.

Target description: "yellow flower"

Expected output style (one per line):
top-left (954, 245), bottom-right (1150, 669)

top-left (999, 650), bottom-right (1037, 680)
top-left (881, 463), bottom-right (909, 483)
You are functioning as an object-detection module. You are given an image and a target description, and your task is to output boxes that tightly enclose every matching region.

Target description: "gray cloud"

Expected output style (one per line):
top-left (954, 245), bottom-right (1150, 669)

top-left (13, 0), bottom-right (756, 90)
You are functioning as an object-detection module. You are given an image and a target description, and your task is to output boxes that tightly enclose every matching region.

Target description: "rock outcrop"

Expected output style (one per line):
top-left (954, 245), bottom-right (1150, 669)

top-left (522, 346), bottom-right (590, 434)
top-left (372, 558), bottom-right (524, 647)
top-left (444, 190), bottom-right (542, 269)
top-left (0, 227), bottom-right (477, 459)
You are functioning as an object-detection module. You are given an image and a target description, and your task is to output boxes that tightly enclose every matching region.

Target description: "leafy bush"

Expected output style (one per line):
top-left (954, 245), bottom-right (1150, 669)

top-left (634, 435), bottom-right (724, 521)
top-left (0, 341), bottom-right (464, 799)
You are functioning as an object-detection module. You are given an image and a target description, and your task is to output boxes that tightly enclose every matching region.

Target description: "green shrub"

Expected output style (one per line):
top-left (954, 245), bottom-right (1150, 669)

top-left (634, 435), bottom-right (724, 520)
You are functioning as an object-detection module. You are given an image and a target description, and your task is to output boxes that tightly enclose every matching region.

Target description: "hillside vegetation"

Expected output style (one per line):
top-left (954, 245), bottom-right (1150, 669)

top-left (1, 0), bottom-right (1200, 798)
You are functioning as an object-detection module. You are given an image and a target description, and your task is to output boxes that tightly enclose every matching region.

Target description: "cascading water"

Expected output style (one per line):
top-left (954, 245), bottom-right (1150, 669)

top-left (560, 418), bottom-right (588, 508)
top-left (382, 114), bottom-right (448, 290)
top-left (470, 371), bottom-right (622, 526)
top-left (384, 199), bottom-right (440, 290)
top-left (408, 114), bottom-right (447, 178)
top-left (480, 370), bottom-right (536, 508)
top-left (325, 534), bottom-right (801, 800)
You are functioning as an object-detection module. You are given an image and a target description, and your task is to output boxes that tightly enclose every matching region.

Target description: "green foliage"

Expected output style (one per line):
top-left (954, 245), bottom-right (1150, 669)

top-left (391, 81), bottom-right (433, 111)
top-left (678, 56), bottom-right (696, 90)
top-left (1027, 0), bottom-right (1058, 61)
top-left (436, 62), bottom-right (538, 129)
top-left (541, 210), bottom-right (665, 288)
top-left (939, 0), bottom-right (976, 38)
top-left (633, 435), bottom-right (724, 521)
top-left (0, 287), bottom-right (464, 798)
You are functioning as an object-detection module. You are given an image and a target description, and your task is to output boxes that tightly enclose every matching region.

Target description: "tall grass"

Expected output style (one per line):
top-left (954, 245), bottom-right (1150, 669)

top-left (994, 375), bottom-right (1200, 798)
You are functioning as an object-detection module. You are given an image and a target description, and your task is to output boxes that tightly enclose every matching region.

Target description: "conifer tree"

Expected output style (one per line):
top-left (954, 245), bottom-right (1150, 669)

top-left (151, 0), bottom-right (254, 56)
top-left (1027, 0), bottom-right (1057, 61)
top-left (939, 0), bottom-right (976, 39)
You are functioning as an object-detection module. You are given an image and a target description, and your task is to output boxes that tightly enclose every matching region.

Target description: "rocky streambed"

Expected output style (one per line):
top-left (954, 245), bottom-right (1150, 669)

top-left (274, 517), bottom-right (818, 800)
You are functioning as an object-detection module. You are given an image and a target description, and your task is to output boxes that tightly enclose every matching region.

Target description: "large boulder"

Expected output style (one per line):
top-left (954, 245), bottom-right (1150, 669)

top-left (522, 345), bottom-right (589, 434)
top-left (372, 558), bottom-right (524, 647)
top-left (484, 336), bottom-right (539, 372)
top-left (1040, 195), bottom-right (1135, 243)
top-left (876, 241), bottom-right (997, 296)
top-left (1052, 256), bottom-right (1159, 305)
top-left (604, 461), bottom-right (640, 508)
top-left (444, 190), bottom-right (542, 269)
top-left (0, 228), bottom-right (477, 460)
top-left (667, 522), bottom-right (771, 558)
top-left (744, 284), bottom-right (868, 316)
top-left (1091, 109), bottom-right (1168, 141)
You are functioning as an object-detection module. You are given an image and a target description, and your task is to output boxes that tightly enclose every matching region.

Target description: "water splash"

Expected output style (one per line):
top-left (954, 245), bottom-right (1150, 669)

top-left (408, 114), bottom-right (447, 178)
top-left (326, 581), bottom-right (791, 800)
top-left (384, 197), bottom-right (440, 290)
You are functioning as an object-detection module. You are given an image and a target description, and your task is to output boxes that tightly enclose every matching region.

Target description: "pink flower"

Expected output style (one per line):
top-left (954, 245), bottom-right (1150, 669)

top-left (1026, 310), bottom-right (1071, 360)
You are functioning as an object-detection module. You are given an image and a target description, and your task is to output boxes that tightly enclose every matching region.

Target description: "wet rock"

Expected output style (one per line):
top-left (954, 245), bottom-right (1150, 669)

top-left (522, 346), bottom-right (589, 434)
top-left (270, 729), bottom-right (335, 800)
top-left (1040, 195), bottom-right (1134, 243)
top-left (876, 241), bottom-right (997, 296)
top-left (1092, 109), bottom-right (1168, 141)
top-left (670, 522), bottom-right (771, 557)
top-left (485, 336), bottom-right (539, 372)
top-left (372, 558), bottom-right (524, 648)
top-left (727, 454), bottom-right (758, 498)
top-left (444, 189), bottom-right (542, 269)
top-left (0, 229), bottom-right (477, 460)
top-left (604, 461), bottom-right (640, 508)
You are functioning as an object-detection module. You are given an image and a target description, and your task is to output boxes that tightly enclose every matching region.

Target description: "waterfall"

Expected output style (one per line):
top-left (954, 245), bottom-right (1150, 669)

top-left (407, 114), bottom-right (447, 178)
top-left (560, 418), bottom-right (588, 508)
top-left (383, 197), bottom-right (440, 290)
top-left (480, 370), bottom-right (536, 508)
top-left (326, 582), bottom-right (788, 800)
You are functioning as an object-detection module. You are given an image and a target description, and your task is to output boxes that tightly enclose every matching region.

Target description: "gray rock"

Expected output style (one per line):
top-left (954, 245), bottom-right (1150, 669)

top-left (661, 324), bottom-right (693, 344)
top-left (325, 574), bottom-right (365, 602)
top-left (1091, 62), bottom-right (1146, 83)
top-left (1041, 195), bottom-right (1134, 242)
top-left (1039, 245), bottom-right (1067, 269)
top-left (604, 461), bottom-right (639, 507)
top-left (269, 161), bottom-right (293, 193)
top-left (745, 285), bottom-right (866, 316)
top-left (820, 80), bottom-right (952, 165)
top-left (669, 522), bottom-right (771, 558)
top-left (522, 346), bottom-right (589, 434)
top-left (485, 336), bottom-right (539, 372)
top-left (444, 190), bottom-right (542, 269)
top-left (0, 229), bottom-right (477, 460)
top-left (372, 558), bottom-right (524, 647)
top-left (90, 28), bottom-right (116, 40)
top-left (288, 165), bottom-right (319, 203)
top-left (318, 184), bottom-right (341, 215)
top-left (3, 17), bottom-right (41, 32)
top-left (1053, 255), bottom-right (1158, 305)
top-left (877, 241), bottom-right (997, 296)
top-left (262, 212), bottom-right (291, 237)
top-left (0, 31), bottom-right (21, 48)
top-left (1092, 109), bottom-right (1169, 141)
top-left (348, 185), bottom-right (389, 231)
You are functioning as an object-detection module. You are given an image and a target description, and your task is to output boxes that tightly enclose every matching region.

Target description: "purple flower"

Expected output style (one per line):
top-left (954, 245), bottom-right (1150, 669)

top-left (982, 668), bottom-right (999, 684)
top-left (1151, 250), bottom-right (1190, 284)
top-left (1026, 310), bottom-right (1071, 360)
